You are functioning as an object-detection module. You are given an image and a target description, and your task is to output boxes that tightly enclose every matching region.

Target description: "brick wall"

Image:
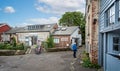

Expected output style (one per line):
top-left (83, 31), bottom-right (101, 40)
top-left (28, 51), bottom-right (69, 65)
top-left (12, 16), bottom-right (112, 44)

top-left (53, 35), bottom-right (71, 48)
top-left (91, 0), bottom-right (98, 64)
top-left (86, 0), bottom-right (99, 64)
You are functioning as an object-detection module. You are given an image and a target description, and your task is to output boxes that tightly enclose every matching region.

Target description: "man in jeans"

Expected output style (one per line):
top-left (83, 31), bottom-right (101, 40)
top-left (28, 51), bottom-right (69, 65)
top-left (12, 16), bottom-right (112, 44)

top-left (72, 41), bottom-right (77, 58)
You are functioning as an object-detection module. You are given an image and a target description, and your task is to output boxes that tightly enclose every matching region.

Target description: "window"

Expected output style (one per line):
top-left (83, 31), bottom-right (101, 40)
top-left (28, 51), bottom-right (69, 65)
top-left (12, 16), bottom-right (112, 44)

top-left (61, 37), bottom-right (68, 41)
top-left (113, 37), bottom-right (120, 52)
top-left (106, 4), bottom-right (115, 26)
top-left (118, 0), bottom-right (120, 21)
top-left (54, 38), bottom-right (59, 43)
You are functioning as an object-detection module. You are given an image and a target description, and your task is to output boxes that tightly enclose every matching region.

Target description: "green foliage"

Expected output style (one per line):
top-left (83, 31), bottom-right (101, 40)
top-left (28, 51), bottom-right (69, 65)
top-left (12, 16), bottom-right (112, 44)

top-left (82, 52), bottom-right (101, 69)
top-left (59, 11), bottom-right (85, 44)
top-left (16, 43), bottom-right (24, 50)
top-left (0, 43), bottom-right (6, 49)
top-left (42, 42), bottom-right (48, 48)
top-left (0, 43), bottom-right (25, 50)
top-left (46, 35), bottom-right (55, 48)
top-left (11, 37), bottom-right (16, 47)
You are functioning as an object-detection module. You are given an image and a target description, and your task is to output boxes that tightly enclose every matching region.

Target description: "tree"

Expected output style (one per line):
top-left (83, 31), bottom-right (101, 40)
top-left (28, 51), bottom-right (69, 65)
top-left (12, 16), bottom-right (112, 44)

top-left (59, 11), bottom-right (85, 44)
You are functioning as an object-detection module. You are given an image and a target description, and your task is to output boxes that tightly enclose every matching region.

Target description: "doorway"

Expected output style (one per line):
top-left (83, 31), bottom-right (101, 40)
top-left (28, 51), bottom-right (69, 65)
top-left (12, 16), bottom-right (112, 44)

top-left (31, 36), bottom-right (37, 45)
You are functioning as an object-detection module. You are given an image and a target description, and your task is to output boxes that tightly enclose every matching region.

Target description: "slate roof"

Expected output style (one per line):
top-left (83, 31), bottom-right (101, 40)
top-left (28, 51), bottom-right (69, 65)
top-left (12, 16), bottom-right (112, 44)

top-left (5, 23), bottom-right (56, 34)
top-left (5, 27), bottom-right (24, 34)
top-left (0, 23), bottom-right (7, 27)
top-left (52, 26), bottom-right (79, 36)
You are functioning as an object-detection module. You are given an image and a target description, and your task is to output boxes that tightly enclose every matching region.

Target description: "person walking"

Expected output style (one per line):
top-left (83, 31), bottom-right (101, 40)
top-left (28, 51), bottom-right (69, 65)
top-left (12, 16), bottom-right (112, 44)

top-left (71, 40), bottom-right (77, 58)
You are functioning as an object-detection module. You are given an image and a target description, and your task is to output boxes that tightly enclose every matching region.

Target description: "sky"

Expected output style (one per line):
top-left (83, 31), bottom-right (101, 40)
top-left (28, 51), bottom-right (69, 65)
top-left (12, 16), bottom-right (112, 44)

top-left (0, 0), bottom-right (85, 27)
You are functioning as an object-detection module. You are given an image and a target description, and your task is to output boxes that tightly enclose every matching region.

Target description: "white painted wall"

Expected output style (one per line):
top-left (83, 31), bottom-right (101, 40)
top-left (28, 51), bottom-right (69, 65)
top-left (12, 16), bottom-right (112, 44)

top-left (17, 32), bottom-right (50, 46)
top-left (1, 34), bottom-right (10, 41)
top-left (70, 28), bottom-right (82, 46)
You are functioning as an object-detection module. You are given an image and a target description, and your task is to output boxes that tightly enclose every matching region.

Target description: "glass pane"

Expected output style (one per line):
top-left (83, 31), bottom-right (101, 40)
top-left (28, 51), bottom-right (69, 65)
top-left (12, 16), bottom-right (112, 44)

top-left (119, 0), bottom-right (120, 17)
top-left (119, 0), bottom-right (120, 9)
top-left (109, 5), bottom-right (115, 25)
top-left (119, 11), bottom-right (120, 17)
top-left (106, 9), bottom-right (109, 26)
top-left (113, 37), bottom-right (119, 43)
top-left (113, 45), bottom-right (119, 51)
top-left (113, 15), bottom-right (115, 23)
top-left (119, 45), bottom-right (120, 51)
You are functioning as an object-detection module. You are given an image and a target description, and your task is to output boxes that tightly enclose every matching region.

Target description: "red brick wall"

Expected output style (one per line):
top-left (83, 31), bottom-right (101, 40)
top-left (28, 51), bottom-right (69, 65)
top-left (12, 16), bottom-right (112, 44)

top-left (0, 25), bottom-right (11, 41)
top-left (53, 35), bottom-right (71, 48)
top-left (90, 0), bottom-right (98, 64)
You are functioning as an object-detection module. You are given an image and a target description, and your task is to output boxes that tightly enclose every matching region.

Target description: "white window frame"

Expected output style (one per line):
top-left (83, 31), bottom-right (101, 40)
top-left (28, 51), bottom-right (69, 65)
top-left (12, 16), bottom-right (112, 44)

top-left (119, 0), bottom-right (120, 18)
top-left (106, 4), bottom-right (115, 26)
top-left (54, 38), bottom-right (59, 43)
top-left (61, 37), bottom-right (68, 41)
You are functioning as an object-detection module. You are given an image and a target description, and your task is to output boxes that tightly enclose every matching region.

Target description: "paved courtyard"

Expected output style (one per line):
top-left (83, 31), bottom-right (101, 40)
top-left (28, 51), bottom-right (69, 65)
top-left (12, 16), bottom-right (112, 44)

top-left (0, 48), bottom-right (97, 71)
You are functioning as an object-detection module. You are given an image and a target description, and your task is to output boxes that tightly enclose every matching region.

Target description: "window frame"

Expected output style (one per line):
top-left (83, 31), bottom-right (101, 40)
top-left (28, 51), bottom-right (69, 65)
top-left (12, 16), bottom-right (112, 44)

top-left (113, 37), bottom-right (120, 53)
top-left (61, 37), bottom-right (68, 41)
top-left (54, 38), bottom-right (60, 44)
top-left (105, 4), bottom-right (115, 27)
top-left (118, 0), bottom-right (120, 21)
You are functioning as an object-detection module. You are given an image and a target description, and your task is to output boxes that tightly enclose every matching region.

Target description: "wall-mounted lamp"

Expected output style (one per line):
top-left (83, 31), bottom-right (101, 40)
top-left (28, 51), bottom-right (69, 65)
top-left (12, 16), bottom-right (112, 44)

top-left (93, 18), bottom-right (97, 24)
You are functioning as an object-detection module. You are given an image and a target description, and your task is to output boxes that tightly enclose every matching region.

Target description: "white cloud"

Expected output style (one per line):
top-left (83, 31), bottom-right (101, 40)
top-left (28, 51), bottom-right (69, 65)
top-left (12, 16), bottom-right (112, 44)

top-left (27, 17), bottom-right (59, 24)
top-left (35, 0), bottom-right (85, 15)
top-left (4, 6), bottom-right (15, 13)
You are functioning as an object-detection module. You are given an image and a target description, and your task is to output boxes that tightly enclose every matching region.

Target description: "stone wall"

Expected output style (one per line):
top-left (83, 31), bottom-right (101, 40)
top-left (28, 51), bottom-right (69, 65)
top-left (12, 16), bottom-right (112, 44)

top-left (0, 50), bottom-right (25, 56)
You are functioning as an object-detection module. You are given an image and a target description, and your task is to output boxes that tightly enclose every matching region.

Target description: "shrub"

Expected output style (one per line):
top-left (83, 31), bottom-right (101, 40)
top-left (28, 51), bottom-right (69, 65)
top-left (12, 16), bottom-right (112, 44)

top-left (46, 35), bottom-right (54, 48)
top-left (16, 43), bottom-right (24, 50)
top-left (0, 43), bottom-right (5, 49)
top-left (46, 48), bottom-right (71, 52)
top-left (42, 42), bottom-right (48, 48)
top-left (0, 43), bottom-right (25, 50)
top-left (5, 44), bottom-right (13, 50)
top-left (82, 52), bottom-right (101, 69)
top-left (11, 37), bottom-right (16, 47)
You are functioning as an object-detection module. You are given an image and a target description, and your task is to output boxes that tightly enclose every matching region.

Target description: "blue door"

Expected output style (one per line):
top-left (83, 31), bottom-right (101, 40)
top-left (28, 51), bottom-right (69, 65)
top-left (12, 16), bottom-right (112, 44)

top-left (105, 30), bottom-right (120, 71)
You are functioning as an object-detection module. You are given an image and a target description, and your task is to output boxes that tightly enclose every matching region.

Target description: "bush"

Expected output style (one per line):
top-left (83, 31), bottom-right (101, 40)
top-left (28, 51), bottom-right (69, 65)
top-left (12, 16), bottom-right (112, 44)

top-left (45, 48), bottom-right (71, 52)
top-left (0, 43), bottom-right (25, 50)
top-left (82, 52), bottom-right (101, 69)
top-left (46, 35), bottom-right (54, 48)
top-left (0, 43), bottom-right (5, 49)
top-left (5, 44), bottom-right (13, 50)
top-left (11, 37), bottom-right (16, 47)
top-left (16, 43), bottom-right (24, 50)
top-left (42, 42), bottom-right (48, 48)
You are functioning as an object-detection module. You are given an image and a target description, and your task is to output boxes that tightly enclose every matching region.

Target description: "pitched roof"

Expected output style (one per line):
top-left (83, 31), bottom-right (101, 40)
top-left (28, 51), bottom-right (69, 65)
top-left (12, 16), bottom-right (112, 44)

top-left (5, 23), bottom-right (57, 34)
top-left (52, 26), bottom-right (79, 36)
top-left (0, 23), bottom-right (7, 27)
top-left (5, 27), bottom-right (24, 34)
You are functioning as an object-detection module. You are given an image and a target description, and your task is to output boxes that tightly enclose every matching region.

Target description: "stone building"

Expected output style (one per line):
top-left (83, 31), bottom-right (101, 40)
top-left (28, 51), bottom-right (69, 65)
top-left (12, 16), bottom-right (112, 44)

top-left (2, 23), bottom-right (58, 46)
top-left (85, 0), bottom-right (99, 63)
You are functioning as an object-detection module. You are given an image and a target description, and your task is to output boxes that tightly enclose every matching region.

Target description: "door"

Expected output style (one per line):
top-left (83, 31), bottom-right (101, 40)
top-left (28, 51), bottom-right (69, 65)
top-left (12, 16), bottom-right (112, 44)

top-left (31, 36), bottom-right (37, 45)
